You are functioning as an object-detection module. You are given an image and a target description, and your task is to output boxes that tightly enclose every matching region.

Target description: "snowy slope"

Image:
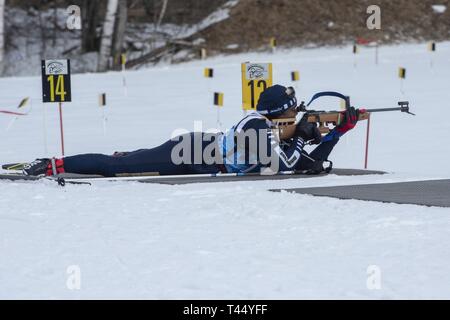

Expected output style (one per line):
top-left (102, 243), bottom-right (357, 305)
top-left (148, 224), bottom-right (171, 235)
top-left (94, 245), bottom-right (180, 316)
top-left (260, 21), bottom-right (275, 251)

top-left (1, 42), bottom-right (450, 299)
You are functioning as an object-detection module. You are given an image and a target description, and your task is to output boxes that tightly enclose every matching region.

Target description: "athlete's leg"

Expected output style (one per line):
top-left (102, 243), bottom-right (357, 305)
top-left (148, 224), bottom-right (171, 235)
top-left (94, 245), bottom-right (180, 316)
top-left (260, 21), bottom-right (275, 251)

top-left (63, 132), bottom-right (222, 176)
top-left (296, 138), bottom-right (339, 170)
top-left (64, 136), bottom-right (192, 176)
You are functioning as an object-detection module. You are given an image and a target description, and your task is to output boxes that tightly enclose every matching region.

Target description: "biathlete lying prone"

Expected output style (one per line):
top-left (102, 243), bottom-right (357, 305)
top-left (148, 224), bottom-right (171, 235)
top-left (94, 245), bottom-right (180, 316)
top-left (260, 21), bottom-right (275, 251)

top-left (23, 85), bottom-right (359, 177)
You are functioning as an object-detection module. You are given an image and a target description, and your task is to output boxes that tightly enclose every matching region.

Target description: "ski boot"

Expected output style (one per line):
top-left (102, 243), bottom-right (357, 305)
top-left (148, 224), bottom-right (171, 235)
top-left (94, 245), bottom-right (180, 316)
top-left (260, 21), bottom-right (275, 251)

top-left (23, 158), bottom-right (65, 176)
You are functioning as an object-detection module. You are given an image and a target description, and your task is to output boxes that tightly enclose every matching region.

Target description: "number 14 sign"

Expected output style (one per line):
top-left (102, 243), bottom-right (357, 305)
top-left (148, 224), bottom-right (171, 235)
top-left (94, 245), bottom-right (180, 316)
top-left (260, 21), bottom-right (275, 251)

top-left (41, 59), bottom-right (71, 156)
top-left (41, 59), bottom-right (72, 103)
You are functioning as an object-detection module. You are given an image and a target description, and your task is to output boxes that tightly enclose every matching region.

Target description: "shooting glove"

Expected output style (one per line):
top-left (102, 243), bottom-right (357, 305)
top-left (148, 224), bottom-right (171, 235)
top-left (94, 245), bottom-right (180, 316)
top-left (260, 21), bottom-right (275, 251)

top-left (294, 119), bottom-right (322, 145)
top-left (336, 106), bottom-right (359, 134)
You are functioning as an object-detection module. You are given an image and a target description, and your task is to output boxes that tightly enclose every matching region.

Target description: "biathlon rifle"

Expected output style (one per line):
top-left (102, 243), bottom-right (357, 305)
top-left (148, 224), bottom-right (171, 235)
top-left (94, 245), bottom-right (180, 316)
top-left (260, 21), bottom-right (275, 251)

top-left (297, 91), bottom-right (415, 134)
top-left (297, 101), bottom-right (415, 134)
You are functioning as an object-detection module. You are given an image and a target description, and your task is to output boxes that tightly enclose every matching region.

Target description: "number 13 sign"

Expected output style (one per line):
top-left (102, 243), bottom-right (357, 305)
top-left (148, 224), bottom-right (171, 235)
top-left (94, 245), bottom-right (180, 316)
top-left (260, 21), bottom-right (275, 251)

top-left (241, 62), bottom-right (272, 111)
top-left (41, 59), bottom-right (72, 103)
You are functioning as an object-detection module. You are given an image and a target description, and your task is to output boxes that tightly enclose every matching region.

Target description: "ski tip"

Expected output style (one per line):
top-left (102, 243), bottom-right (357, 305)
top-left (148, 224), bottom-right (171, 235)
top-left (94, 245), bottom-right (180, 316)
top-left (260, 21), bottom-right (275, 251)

top-left (2, 163), bottom-right (28, 171)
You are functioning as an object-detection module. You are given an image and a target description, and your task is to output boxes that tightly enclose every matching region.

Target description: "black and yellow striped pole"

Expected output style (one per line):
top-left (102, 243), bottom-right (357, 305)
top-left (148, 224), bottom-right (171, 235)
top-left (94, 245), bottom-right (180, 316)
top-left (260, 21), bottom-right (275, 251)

top-left (428, 42), bottom-right (436, 52)
top-left (270, 37), bottom-right (277, 53)
top-left (99, 93), bottom-right (106, 107)
top-left (428, 42), bottom-right (436, 68)
top-left (120, 53), bottom-right (126, 67)
top-left (353, 44), bottom-right (359, 68)
top-left (214, 92), bottom-right (223, 107)
top-left (398, 67), bottom-right (406, 94)
top-left (214, 92), bottom-right (223, 129)
top-left (120, 53), bottom-right (128, 96)
top-left (99, 93), bottom-right (107, 135)
top-left (204, 68), bottom-right (214, 78)
top-left (291, 70), bottom-right (300, 96)
top-left (398, 67), bottom-right (406, 79)
top-left (204, 68), bottom-right (214, 119)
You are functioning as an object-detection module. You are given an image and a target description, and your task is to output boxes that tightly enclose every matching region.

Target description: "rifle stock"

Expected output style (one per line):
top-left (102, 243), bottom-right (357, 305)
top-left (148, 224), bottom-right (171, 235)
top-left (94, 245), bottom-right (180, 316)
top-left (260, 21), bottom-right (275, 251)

top-left (306, 111), bottom-right (370, 134)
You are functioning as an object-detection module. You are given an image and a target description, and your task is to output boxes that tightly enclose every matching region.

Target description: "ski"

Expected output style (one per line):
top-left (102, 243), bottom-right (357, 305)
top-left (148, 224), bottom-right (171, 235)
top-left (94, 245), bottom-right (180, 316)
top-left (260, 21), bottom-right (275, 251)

top-left (0, 173), bottom-right (41, 181)
top-left (0, 169), bottom-right (386, 186)
top-left (0, 173), bottom-right (92, 185)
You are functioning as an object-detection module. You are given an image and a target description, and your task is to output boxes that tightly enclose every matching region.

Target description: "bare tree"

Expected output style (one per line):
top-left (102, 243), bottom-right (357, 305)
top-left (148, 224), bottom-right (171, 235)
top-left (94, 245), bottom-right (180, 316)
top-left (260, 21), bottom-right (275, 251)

top-left (98, 0), bottom-right (119, 71)
top-left (155, 0), bottom-right (168, 31)
top-left (141, 0), bottom-right (153, 17)
top-left (38, 7), bottom-right (47, 57)
top-left (81, 0), bottom-right (101, 53)
top-left (52, 1), bottom-right (57, 47)
top-left (142, 0), bottom-right (168, 31)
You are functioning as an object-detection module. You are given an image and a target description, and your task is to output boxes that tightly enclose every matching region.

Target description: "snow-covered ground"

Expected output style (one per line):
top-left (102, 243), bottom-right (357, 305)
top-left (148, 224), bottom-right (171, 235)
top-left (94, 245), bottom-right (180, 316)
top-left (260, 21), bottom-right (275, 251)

top-left (1, 42), bottom-right (450, 299)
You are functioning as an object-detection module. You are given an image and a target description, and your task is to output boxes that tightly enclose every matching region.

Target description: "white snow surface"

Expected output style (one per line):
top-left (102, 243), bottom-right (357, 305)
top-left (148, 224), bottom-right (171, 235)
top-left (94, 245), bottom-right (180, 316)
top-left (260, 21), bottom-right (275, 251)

top-left (1, 42), bottom-right (450, 299)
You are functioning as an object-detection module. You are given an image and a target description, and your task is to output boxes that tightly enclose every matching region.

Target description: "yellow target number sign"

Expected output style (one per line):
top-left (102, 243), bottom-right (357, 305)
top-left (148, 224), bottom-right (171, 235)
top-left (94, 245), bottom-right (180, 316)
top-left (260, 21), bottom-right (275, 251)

top-left (241, 62), bottom-right (273, 111)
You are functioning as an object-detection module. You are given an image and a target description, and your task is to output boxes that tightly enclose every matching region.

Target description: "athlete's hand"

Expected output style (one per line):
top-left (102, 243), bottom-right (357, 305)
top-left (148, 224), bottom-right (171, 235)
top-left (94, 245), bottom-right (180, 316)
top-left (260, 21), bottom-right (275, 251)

top-left (336, 107), bottom-right (359, 134)
top-left (295, 119), bottom-right (322, 145)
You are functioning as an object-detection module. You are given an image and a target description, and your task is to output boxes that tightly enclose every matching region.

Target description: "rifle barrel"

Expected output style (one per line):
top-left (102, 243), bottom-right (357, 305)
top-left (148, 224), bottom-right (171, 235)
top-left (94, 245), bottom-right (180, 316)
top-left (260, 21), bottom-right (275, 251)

top-left (366, 103), bottom-right (414, 115)
top-left (365, 107), bottom-right (403, 113)
top-left (305, 101), bottom-right (414, 116)
top-left (307, 107), bottom-right (402, 115)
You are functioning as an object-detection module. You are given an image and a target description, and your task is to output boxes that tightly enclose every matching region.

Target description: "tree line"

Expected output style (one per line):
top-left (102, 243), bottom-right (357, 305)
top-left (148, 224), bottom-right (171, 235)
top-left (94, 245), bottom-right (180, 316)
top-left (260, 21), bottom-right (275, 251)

top-left (0, 0), bottom-right (225, 74)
